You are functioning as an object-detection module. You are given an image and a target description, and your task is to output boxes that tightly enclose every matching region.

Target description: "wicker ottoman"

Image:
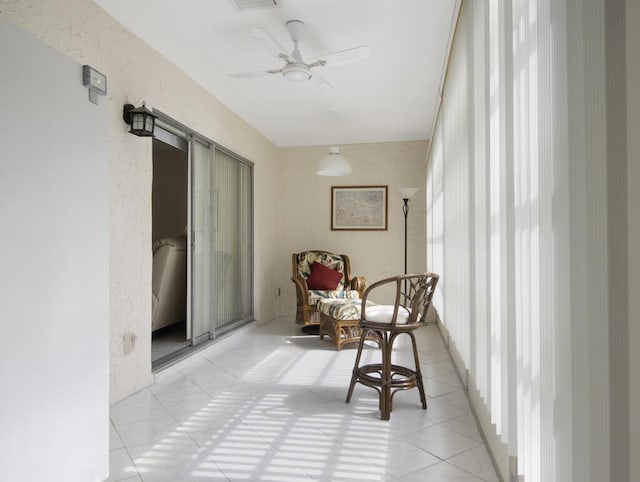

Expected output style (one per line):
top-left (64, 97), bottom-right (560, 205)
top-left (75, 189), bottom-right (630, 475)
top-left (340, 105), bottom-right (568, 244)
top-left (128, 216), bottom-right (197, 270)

top-left (317, 299), bottom-right (378, 350)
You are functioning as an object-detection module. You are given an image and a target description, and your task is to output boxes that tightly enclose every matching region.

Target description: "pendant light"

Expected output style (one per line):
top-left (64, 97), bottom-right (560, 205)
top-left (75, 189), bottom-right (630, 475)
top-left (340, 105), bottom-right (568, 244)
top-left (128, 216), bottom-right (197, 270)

top-left (316, 146), bottom-right (352, 176)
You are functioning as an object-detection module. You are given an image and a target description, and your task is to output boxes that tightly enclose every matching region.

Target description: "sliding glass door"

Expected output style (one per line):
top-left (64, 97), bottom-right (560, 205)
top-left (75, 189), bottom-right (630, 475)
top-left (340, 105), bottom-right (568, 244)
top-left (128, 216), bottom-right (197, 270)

top-left (154, 114), bottom-right (253, 354)
top-left (191, 140), bottom-right (254, 342)
top-left (191, 138), bottom-right (213, 345)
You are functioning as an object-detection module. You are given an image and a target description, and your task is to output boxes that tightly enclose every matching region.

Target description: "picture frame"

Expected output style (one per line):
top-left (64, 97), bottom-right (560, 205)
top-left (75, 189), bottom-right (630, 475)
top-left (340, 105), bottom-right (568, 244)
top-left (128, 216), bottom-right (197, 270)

top-left (331, 185), bottom-right (388, 231)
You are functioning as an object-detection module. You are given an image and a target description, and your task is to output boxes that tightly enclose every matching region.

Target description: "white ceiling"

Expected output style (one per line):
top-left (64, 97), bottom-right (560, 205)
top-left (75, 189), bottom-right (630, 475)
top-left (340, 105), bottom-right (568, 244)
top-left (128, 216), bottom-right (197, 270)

top-left (93, 0), bottom-right (458, 147)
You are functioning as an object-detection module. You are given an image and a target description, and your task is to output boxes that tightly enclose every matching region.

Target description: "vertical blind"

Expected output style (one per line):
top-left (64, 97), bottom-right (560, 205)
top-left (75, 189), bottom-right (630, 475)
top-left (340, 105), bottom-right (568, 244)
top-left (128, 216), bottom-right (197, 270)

top-left (425, 0), bottom-right (624, 480)
top-left (213, 148), bottom-right (253, 332)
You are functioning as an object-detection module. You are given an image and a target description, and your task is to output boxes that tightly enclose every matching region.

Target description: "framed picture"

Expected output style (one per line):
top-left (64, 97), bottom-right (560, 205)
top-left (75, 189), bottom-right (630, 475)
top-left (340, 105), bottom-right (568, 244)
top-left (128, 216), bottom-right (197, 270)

top-left (331, 185), bottom-right (388, 231)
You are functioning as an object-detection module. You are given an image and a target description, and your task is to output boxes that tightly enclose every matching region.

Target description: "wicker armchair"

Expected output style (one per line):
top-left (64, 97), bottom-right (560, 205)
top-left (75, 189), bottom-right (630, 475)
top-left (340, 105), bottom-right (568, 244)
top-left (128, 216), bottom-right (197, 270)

top-left (291, 250), bottom-right (367, 327)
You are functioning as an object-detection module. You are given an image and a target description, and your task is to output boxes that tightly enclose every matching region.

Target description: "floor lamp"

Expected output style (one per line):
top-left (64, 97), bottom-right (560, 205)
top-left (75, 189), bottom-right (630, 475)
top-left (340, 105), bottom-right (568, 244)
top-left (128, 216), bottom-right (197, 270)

top-left (398, 187), bottom-right (419, 294)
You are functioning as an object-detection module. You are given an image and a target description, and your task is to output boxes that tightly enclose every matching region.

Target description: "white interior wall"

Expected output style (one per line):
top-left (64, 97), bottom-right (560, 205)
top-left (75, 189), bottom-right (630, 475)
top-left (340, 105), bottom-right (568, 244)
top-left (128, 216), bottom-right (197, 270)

top-left (627, 0), bottom-right (639, 479)
top-left (0, 0), bottom-right (280, 403)
top-left (0, 18), bottom-right (109, 481)
top-left (278, 142), bottom-right (428, 310)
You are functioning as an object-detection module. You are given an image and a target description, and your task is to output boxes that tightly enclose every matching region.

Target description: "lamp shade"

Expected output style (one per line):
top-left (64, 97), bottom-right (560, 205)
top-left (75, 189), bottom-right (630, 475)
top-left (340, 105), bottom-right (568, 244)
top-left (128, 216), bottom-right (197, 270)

top-left (316, 146), bottom-right (352, 176)
top-left (398, 187), bottom-right (419, 200)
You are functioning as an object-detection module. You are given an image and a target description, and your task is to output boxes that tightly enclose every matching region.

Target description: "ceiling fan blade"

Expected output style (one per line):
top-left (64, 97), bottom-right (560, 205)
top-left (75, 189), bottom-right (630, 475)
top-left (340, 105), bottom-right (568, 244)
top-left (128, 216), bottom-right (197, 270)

top-left (229, 68), bottom-right (280, 79)
top-left (250, 27), bottom-right (292, 62)
top-left (309, 71), bottom-right (333, 89)
top-left (311, 46), bottom-right (371, 68)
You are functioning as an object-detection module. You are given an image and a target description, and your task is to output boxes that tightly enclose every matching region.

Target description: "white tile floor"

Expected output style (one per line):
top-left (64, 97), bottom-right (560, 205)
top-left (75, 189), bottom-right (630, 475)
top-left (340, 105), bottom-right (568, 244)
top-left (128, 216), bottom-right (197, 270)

top-left (109, 317), bottom-right (501, 481)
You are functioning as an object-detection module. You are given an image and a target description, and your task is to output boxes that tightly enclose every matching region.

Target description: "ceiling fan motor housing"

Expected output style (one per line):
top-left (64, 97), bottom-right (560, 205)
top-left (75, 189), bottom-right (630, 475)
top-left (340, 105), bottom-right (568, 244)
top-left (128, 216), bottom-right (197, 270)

top-left (285, 19), bottom-right (305, 42)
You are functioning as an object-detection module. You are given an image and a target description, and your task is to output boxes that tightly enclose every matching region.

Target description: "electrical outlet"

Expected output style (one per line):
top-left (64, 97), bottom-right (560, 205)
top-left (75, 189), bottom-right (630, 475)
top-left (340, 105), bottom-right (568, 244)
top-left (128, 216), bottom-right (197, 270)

top-left (123, 332), bottom-right (137, 355)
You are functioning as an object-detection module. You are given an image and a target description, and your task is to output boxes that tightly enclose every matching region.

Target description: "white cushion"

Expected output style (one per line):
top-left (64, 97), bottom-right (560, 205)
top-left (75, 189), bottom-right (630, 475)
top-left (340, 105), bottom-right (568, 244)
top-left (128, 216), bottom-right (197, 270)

top-left (364, 305), bottom-right (411, 325)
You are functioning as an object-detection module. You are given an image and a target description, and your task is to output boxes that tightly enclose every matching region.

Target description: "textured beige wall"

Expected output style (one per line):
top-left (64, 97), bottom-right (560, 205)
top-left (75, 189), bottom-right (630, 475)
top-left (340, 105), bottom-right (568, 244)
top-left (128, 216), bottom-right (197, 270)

top-left (0, 0), bottom-right (280, 403)
top-left (627, 0), bottom-right (639, 478)
top-left (277, 141), bottom-right (428, 311)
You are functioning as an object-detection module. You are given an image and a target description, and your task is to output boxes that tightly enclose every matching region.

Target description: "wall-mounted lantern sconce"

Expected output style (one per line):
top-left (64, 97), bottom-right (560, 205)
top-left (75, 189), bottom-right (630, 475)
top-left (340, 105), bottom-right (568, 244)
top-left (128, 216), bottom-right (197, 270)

top-left (122, 102), bottom-right (157, 137)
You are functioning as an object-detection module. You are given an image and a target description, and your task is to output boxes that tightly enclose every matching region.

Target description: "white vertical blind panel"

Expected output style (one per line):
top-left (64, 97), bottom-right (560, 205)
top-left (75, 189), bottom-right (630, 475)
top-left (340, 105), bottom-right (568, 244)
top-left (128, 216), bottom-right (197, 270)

top-left (512, 0), bottom-right (541, 477)
top-left (426, 151), bottom-right (434, 276)
top-left (607, 1), bottom-right (632, 480)
top-left (442, 11), bottom-right (472, 367)
top-left (626, 5), bottom-right (639, 480)
top-left (471, 0), bottom-right (490, 401)
top-left (488, 0), bottom-right (507, 439)
top-left (586, 3), bottom-right (611, 478)
top-left (501, 0), bottom-right (519, 451)
top-left (571, 1), bottom-right (611, 479)
top-left (535, 2), bottom-right (556, 479)
top-left (429, 119), bottom-right (445, 320)
top-left (565, 3), bottom-right (591, 478)
top-left (547, 0), bottom-right (574, 478)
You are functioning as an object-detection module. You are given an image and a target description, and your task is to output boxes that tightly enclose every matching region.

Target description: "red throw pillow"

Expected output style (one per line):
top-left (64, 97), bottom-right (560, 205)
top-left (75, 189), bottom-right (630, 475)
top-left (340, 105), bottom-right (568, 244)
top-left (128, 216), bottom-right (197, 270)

top-left (306, 262), bottom-right (343, 290)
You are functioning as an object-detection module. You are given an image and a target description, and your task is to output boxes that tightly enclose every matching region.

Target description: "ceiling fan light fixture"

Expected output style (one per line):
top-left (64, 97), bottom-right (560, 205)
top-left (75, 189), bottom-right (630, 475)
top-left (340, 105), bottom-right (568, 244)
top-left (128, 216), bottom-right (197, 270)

top-left (282, 63), bottom-right (312, 81)
top-left (316, 146), bottom-right (352, 176)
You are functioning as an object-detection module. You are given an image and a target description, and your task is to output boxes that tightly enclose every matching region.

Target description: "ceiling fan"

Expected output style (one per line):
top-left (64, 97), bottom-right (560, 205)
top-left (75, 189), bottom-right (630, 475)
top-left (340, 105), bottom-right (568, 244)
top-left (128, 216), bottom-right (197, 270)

top-left (230, 19), bottom-right (370, 87)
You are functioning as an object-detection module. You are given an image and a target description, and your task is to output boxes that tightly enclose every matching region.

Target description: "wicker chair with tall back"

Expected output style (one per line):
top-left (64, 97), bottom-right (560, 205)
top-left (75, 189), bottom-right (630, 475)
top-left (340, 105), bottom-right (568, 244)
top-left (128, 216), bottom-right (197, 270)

top-left (346, 273), bottom-right (439, 420)
top-left (291, 250), bottom-right (367, 330)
